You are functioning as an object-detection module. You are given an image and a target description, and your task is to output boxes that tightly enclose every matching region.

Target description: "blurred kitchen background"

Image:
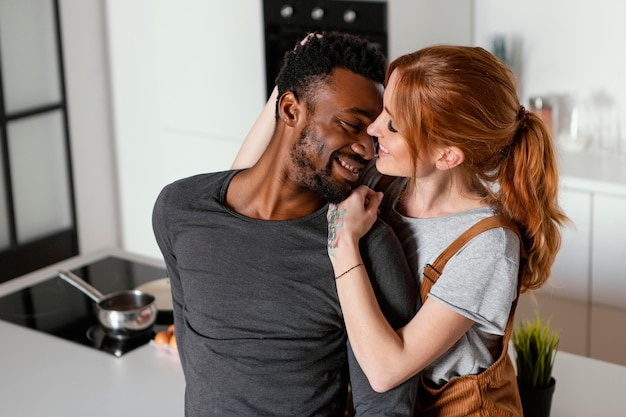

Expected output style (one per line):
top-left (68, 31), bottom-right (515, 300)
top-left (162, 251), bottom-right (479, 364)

top-left (1, 0), bottom-right (624, 365)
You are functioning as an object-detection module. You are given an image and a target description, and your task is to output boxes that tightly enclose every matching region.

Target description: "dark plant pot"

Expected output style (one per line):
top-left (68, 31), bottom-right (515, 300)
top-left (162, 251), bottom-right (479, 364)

top-left (518, 377), bottom-right (556, 417)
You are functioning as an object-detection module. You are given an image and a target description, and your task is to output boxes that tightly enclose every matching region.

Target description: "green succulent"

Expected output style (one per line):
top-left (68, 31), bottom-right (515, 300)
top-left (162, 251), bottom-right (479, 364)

top-left (512, 312), bottom-right (560, 388)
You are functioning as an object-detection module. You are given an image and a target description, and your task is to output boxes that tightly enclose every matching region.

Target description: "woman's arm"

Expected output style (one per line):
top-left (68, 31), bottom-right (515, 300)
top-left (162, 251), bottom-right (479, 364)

top-left (327, 186), bottom-right (474, 392)
top-left (231, 86), bottom-right (278, 169)
top-left (232, 35), bottom-right (326, 169)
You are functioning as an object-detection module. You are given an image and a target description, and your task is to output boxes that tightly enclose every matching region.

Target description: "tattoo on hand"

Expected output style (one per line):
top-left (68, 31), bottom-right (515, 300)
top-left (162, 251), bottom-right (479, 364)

top-left (327, 205), bottom-right (346, 258)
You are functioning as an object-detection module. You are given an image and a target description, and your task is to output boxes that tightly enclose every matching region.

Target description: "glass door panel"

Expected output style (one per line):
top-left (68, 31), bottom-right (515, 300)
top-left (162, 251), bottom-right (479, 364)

top-left (0, 0), bottom-right (77, 283)
top-left (8, 111), bottom-right (71, 242)
top-left (0, 0), bottom-right (61, 113)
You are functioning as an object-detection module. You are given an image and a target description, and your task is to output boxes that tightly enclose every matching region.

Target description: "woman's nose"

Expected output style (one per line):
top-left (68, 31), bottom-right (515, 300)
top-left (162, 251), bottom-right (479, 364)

top-left (366, 123), bottom-right (377, 138)
top-left (366, 115), bottom-right (382, 138)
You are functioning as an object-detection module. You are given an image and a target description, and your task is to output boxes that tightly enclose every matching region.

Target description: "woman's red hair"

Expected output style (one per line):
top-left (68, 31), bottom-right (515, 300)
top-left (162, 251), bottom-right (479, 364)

top-left (387, 45), bottom-right (568, 291)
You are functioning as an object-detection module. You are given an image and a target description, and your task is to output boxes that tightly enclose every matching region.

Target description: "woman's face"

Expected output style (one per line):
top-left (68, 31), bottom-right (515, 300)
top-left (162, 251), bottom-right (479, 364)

top-left (367, 70), bottom-right (414, 178)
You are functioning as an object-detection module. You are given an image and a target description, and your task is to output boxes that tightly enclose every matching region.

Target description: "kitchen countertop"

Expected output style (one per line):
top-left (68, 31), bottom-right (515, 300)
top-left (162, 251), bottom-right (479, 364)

top-left (545, 351), bottom-right (626, 417)
top-left (1, 248), bottom-right (625, 416)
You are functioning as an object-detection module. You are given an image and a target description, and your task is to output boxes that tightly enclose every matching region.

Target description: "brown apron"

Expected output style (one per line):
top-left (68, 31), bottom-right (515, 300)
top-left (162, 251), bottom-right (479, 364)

top-left (415, 216), bottom-right (524, 417)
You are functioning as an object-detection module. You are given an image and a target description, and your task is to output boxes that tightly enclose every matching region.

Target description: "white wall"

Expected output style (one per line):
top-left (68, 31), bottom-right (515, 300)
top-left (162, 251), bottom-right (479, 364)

top-left (388, 0), bottom-right (473, 60)
top-left (60, 0), bottom-right (120, 253)
top-left (105, 0), bottom-right (265, 258)
top-left (473, 0), bottom-right (626, 133)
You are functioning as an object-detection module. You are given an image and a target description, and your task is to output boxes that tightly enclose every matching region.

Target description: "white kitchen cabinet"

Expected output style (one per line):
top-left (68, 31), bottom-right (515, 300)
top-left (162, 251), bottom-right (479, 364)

top-left (540, 188), bottom-right (592, 302)
top-left (590, 304), bottom-right (626, 365)
top-left (516, 187), bottom-right (592, 359)
top-left (515, 292), bottom-right (588, 358)
top-left (591, 192), bottom-right (626, 309)
top-left (516, 177), bottom-right (626, 365)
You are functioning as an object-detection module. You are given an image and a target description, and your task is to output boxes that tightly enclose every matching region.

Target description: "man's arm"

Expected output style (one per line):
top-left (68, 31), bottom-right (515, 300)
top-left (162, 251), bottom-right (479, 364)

top-left (152, 185), bottom-right (187, 373)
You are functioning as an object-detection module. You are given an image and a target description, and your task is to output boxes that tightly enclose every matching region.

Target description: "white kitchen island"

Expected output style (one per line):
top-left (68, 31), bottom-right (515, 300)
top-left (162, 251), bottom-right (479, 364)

top-left (0, 248), bottom-right (184, 417)
top-left (1, 318), bottom-right (184, 417)
top-left (0, 248), bottom-right (624, 416)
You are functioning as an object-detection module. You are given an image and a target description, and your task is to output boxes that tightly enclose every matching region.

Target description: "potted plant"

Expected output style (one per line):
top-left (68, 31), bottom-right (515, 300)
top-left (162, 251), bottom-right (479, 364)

top-left (512, 311), bottom-right (560, 417)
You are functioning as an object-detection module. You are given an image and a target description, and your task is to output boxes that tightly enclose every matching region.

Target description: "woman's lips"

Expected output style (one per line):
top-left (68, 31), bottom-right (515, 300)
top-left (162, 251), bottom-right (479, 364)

top-left (377, 142), bottom-right (389, 157)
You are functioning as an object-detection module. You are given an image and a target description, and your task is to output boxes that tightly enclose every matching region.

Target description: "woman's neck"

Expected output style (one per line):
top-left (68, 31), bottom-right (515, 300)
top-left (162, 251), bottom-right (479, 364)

top-left (397, 176), bottom-right (487, 219)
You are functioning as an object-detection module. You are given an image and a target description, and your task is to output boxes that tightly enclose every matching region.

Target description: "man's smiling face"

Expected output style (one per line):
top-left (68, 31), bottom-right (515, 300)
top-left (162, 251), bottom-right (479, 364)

top-left (290, 68), bottom-right (383, 203)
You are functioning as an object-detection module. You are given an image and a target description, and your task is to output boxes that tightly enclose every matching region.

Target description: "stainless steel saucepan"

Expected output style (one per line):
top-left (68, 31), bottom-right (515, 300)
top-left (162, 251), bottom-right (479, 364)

top-left (58, 269), bottom-right (157, 334)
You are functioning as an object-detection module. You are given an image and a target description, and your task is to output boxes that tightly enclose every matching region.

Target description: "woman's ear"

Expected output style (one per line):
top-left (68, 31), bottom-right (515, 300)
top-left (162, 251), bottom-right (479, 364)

top-left (435, 146), bottom-right (465, 170)
top-left (277, 92), bottom-right (300, 127)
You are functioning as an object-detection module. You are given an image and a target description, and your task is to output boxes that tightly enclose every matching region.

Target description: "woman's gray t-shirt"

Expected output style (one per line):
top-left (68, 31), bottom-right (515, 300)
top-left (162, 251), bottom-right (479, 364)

top-left (362, 165), bottom-right (520, 386)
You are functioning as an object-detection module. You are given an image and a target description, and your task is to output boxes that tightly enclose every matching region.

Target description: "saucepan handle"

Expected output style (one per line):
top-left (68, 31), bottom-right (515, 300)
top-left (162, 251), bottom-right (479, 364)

top-left (58, 269), bottom-right (105, 303)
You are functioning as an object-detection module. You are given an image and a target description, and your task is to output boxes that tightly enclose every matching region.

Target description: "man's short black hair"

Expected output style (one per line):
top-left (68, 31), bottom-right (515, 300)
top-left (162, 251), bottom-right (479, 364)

top-left (274, 31), bottom-right (386, 118)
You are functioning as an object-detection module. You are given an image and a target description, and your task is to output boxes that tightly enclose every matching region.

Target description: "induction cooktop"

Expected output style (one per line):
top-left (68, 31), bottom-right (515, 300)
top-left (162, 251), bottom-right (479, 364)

top-left (0, 256), bottom-right (171, 357)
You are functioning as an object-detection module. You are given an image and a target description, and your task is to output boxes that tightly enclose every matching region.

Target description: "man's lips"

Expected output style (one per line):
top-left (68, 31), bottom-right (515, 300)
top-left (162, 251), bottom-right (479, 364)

top-left (338, 156), bottom-right (362, 173)
top-left (336, 156), bottom-right (364, 181)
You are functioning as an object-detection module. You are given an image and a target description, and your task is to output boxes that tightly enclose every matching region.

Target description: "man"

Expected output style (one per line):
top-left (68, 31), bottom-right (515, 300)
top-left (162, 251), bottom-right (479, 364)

top-left (153, 32), bottom-right (417, 416)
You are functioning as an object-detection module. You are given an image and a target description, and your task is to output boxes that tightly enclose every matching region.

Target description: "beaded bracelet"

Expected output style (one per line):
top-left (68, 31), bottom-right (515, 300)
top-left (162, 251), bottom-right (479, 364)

top-left (335, 263), bottom-right (363, 280)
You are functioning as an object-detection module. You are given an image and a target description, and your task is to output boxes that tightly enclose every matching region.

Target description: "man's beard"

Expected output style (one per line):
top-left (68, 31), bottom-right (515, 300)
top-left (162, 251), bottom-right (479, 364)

top-left (291, 125), bottom-right (356, 204)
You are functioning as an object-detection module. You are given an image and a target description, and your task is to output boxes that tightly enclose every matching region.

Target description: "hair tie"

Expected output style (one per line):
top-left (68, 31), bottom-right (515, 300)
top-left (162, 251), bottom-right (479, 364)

top-left (518, 105), bottom-right (530, 129)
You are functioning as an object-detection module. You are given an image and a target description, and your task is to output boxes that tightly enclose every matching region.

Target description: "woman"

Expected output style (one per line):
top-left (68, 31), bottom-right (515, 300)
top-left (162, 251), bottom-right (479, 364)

top-left (326, 45), bottom-right (568, 416)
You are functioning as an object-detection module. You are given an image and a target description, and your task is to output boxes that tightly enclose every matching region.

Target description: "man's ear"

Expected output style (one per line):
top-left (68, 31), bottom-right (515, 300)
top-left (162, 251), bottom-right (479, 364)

top-left (435, 146), bottom-right (465, 170)
top-left (277, 92), bottom-right (301, 127)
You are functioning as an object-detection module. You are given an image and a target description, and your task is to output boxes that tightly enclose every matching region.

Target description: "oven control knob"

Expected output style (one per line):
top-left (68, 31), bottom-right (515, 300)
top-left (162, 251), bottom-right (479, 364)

top-left (311, 7), bottom-right (325, 21)
top-left (280, 5), bottom-right (293, 19)
top-left (343, 9), bottom-right (357, 23)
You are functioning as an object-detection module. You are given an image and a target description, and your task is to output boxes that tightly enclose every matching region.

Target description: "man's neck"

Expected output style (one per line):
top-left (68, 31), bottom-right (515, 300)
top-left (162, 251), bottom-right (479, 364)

top-left (226, 160), bottom-right (326, 221)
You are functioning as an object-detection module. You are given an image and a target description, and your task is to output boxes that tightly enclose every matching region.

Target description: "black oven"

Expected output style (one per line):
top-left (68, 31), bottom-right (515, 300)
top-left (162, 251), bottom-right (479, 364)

top-left (263, 0), bottom-right (387, 97)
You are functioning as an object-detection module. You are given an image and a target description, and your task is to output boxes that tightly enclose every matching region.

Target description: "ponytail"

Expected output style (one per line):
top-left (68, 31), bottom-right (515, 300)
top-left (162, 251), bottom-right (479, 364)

top-left (498, 112), bottom-right (569, 291)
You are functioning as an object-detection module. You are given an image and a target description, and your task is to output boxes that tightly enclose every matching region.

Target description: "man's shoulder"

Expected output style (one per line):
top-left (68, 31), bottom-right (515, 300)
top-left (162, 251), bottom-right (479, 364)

top-left (360, 220), bottom-right (419, 328)
top-left (154, 170), bottom-right (236, 213)
top-left (161, 170), bottom-right (233, 196)
top-left (363, 218), bottom-right (396, 244)
top-left (361, 219), bottom-right (412, 281)
top-left (169, 170), bottom-right (233, 189)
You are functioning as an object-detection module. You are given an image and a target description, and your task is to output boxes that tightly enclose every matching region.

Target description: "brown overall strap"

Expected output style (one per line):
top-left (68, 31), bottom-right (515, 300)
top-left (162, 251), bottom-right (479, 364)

top-left (421, 215), bottom-right (522, 304)
top-left (416, 216), bottom-right (526, 417)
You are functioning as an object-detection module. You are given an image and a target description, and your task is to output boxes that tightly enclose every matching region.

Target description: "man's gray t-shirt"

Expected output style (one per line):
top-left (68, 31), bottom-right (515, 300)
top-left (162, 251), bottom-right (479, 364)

top-left (152, 170), bottom-right (418, 416)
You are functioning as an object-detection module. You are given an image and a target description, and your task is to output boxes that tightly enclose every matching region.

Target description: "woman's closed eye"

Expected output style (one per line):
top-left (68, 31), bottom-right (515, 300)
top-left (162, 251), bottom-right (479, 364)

top-left (387, 120), bottom-right (398, 133)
